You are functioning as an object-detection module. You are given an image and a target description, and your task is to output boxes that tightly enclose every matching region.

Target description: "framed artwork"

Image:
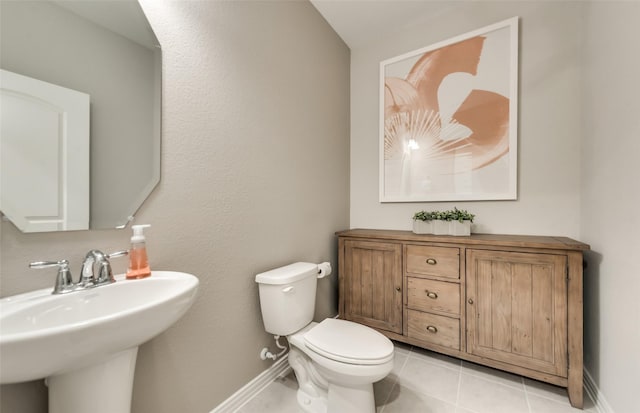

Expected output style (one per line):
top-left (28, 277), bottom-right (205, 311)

top-left (380, 17), bottom-right (519, 202)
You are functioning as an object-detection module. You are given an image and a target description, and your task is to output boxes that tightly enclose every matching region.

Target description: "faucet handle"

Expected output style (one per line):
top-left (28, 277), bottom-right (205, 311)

top-left (96, 250), bottom-right (129, 285)
top-left (29, 259), bottom-right (75, 294)
top-left (107, 250), bottom-right (129, 260)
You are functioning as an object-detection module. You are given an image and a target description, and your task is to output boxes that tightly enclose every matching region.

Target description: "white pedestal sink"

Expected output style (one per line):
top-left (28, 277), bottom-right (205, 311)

top-left (0, 271), bottom-right (199, 413)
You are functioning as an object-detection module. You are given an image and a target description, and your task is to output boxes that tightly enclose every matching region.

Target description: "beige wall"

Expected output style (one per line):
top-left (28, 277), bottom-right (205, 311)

top-left (4, 1), bottom-right (638, 413)
top-left (347, 1), bottom-right (639, 411)
top-left (581, 2), bottom-right (640, 412)
top-left (350, 1), bottom-right (583, 238)
top-left (0, 1), bottom-right (349, 412)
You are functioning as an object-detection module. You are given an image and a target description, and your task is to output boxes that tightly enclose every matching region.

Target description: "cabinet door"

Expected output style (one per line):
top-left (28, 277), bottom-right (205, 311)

top-left (466, 249), bottom-right (567, 377)
top-left (343, 240), bottom-right (402, 334)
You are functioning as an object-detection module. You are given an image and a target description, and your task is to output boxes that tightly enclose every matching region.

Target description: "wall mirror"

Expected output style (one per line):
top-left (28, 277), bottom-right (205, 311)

top-left (0, 0), bottom-right (161, 232)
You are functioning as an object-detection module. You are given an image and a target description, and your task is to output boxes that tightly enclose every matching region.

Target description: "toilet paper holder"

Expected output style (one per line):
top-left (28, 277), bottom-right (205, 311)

top-left (317, 262), bottom-right (332, 279)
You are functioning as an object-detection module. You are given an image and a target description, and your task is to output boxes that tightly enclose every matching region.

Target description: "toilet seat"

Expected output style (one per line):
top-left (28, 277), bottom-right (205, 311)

top-left (303, 319), bottom-right (394, 365)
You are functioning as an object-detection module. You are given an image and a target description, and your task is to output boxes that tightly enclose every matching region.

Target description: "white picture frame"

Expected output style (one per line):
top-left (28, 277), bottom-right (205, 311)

top-left (379, 17), bottom-right (519, 202)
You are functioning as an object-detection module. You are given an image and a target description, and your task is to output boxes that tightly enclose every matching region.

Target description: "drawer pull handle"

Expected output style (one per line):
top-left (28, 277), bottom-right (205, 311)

top-left (395, 286), bottom-right (401, 292)
top-left (425, 290), bottom-right (438, 299)
top-left (425, 258), bottom-right (437, 265)
top-left (426, 325), bottom-right (438, 333)
top-left (468, 298), bottom-right (474, 305)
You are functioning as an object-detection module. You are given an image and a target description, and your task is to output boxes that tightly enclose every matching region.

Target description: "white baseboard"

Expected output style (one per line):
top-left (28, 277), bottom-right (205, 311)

top-left (584, 368), bottom-right (614, 413)
top-left (210, 354), bottom-right (291, 413)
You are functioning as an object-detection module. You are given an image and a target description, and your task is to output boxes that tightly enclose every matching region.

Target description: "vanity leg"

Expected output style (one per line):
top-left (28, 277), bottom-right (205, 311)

top-left (567, 252), bottom-right (583, 409)
top-left (568, 377), bottom-right (583, 409)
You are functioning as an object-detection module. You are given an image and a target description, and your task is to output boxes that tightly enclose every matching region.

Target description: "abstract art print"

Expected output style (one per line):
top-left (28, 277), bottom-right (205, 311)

top-left (380, 17), bottom-right (519, 202)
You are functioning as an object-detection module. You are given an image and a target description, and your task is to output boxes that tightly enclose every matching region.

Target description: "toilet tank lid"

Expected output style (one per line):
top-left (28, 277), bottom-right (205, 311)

top-left (255, 262), bottom-right (318, 285)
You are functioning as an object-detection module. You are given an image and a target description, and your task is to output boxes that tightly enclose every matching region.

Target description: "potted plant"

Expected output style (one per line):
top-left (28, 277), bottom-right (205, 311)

top-left (412, 207), bottom-right (475, 236)
top-left (432, 210), bottom-right (450, 235)
top-left (448, 207), bottom-right (475, 236)
top-left (412, 211), bottom-right (434, 234)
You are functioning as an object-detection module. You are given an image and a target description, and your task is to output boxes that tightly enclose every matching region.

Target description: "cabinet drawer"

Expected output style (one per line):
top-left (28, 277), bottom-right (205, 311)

top-left (407, 309), bottom-right (460, 350)
top-left (407, 277), bottom-right (460, 316)
top-left (406, 245), bottom-right (460, 279)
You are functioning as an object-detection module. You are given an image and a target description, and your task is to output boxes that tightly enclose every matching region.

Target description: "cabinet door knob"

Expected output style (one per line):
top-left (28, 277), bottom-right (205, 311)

top-left (426, 325), bottom-right (438, 333)
top-left (468, 298), bottom-right (474, 304)
top-left (425, 258), bottom-right (437, 265)
top-left (425, 290), bottom-right (438, 299)
top-left (395, 286), bottom-right (401, 292)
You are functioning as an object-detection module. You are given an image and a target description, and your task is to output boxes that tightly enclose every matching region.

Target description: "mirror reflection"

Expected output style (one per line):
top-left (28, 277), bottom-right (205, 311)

top-left (0, 0), bottom-right (161, 232)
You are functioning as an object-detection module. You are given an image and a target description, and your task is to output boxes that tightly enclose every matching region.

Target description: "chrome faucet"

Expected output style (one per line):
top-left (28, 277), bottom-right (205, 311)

top-left (78, 250), bottom-right (128, 289)
top-left (29, 260), bottom-right (75, 294)
top-left (30, 250), bottom-right (128, 294)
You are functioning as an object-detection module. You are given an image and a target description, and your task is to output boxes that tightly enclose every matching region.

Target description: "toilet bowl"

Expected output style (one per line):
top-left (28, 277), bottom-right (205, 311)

top-left (255, 262), bottom-right (394, 413)
top-left (288, 319), bottom-right (394, 413)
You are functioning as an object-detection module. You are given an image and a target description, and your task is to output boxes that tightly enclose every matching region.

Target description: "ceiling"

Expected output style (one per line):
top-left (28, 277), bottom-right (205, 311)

top-left (309, 0), bottom-right (455, 49)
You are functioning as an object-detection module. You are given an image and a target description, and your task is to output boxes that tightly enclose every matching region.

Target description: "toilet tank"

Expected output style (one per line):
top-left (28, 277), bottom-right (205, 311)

top-left (255, 262), bottom-right (318, 336)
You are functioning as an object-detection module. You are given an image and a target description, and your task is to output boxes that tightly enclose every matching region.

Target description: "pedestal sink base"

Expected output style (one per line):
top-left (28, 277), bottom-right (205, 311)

top-left (49, 347), bottom-right (138, 413)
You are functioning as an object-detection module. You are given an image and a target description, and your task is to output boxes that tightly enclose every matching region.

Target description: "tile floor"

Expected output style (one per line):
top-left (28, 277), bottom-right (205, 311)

top-left (238, 341), bottom-right (597, 413)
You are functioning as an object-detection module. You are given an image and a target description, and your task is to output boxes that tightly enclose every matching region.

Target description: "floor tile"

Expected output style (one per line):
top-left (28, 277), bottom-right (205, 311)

top-left (391, 340), bottom-right (413, 355)
top-left (236, 344), bottom-right (604, 413)
top-left (523, 378), bottom-right (570, 403)
top-left (455, 408), bottom-right (479, 413)
top-left (397, 356), bottom-right (461, 403)
top-left (374, 376), bottom-right (398, 408)
top-left (524, 377), bottom-right (597, 409)
top-left (380, 384), bottom-right (457, 413)
top-left (457, 373), bottom-right (529, 413)
top-left (461, 360), bottom-right (524, 390)
top-left (391, 349), bottom-right (409, 376)
top-left (409, 346), bottom-right (462, 371)
top-left (524, 380), bottom-right (597, 412)
top-left (237, 373), bottom-right (301, 413)
top-left (528, 393), bottom-right (597, 413)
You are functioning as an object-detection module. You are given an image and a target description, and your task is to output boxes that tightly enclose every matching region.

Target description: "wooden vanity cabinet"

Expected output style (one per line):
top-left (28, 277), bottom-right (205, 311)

top-left (337, 229), bottom-right (589, 409)
top-left (466, 249), bottom-right (569, 378)
top-left (340, 239), bottom-right (403, 334)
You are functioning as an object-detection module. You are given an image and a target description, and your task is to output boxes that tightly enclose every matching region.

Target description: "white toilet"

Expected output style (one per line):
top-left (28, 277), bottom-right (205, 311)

top-left (255, 262), bottom-right (394, 413)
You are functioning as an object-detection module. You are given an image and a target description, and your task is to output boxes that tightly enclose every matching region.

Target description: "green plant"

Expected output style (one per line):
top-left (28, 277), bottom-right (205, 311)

top-left (450, 207), bottom-right (475, 223)
top-left (413, 211), bottom-right (433, 221)
top-left (413, 207), bottom-right (475, 223)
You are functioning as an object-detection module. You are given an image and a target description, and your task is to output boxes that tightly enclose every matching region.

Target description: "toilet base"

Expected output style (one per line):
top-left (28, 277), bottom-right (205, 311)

top-left (296, 388), bottom-right (327, 413)
top-left (295, 381), bottom-right (376, 413)
top-left (328, 382), bottom-right (375, 413)
top-left (288, 343), bottom-right (380, 413)
top-left (289, 346), bottom-right (328, 413)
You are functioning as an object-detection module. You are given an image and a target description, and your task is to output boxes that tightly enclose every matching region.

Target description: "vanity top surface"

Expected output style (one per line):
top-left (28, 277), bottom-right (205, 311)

top-left (336, 229), bottom-right (590, 251)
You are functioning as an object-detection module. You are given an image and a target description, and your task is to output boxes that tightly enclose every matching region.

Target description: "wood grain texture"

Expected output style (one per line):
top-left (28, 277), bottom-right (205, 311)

top-left (407, 309), bottom-right (460, 350)
top-left (338, 230), bottom-right (586, 409)
top-left (336, 229), bottom-right (590, 251)
top-left (405, 244), bottom-right (460, 279)
top-left (567, 251), bottom-right (584, 408)
top-left (343, 240), bottom-right (402, 334)
top-left (466, 250), bottom-right (567, 377)
top-left (406, 277), bottom-right (460, 316)
top-left (512, 263), bottom-right (533, 357)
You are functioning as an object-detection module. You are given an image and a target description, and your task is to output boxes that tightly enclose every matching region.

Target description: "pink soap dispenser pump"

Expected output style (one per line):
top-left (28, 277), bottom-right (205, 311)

top-left (126, 224), bottom-right (151, 279)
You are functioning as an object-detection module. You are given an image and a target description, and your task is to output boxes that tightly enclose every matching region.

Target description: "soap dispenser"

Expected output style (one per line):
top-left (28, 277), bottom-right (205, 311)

top-left (126, 224), bottom-right (151, 279)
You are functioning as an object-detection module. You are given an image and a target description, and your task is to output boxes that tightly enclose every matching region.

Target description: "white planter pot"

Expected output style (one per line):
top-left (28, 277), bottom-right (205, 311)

top-left (449, 220), bottom-right (471, 236)
top-left (412, 220), bottom-right (433, 234)
top-left (432, 220), bottom-right (450, 235)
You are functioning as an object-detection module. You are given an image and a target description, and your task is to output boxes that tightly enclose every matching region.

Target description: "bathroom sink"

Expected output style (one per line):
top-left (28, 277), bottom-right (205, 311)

top-left (0, 270), bottom-right (198, 406)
